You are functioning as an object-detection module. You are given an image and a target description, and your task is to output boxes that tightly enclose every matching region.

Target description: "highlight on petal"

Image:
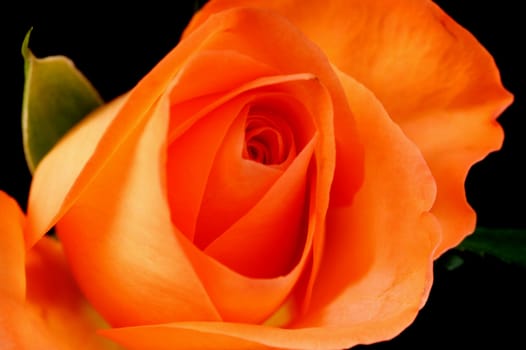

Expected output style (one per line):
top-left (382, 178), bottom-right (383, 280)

top-left (186, 0), bottom-right (513, 256)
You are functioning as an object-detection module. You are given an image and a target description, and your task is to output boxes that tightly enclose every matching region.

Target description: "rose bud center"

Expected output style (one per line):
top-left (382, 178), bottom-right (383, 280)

top-left (167, 90), bottom-right (316, 278)
top-left (242, 112), bottom-right (294, 166)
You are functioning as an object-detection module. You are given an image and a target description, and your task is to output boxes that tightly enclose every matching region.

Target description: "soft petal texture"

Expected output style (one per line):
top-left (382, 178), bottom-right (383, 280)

top-left (185, 0), bottom-right (513, 256)
top-left (53, 94), bottom-right (221, 326)
top-left (0, 192), bottom-right (117, 350)
top-left (100, 70), bottom-right (440, 350)
top-left (0, 191), bottom-right (26, 300)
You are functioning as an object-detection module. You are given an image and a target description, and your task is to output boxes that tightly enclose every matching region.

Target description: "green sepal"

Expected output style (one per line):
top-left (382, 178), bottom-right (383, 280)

top-left (21, 28), bottom-right (103, 173)
top-left (458, 227), bottom-right (526, 268)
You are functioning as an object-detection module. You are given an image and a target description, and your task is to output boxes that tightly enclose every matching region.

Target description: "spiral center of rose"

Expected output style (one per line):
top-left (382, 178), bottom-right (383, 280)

top-left (242, 113), bottom-right (293, 166)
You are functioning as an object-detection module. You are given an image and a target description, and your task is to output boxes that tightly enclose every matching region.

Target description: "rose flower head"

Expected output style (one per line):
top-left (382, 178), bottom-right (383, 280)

top-left (25, 1), bottom-right (512, 349)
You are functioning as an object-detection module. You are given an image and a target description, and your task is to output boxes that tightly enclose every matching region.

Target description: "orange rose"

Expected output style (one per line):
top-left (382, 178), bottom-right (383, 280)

top-left (0, 191), bottom-right (117, 350)
top-left (25, 1), bottom-right (511, 349)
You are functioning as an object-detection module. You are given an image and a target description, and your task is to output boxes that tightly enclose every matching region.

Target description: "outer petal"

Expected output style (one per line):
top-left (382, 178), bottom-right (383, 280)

top-left (55, 94), bottom-right (221, 326)
top-left (0, 192), bottom-right (117, 350)
top-left (186, 0), bottom-right (513, 256)
top-left (22, 237), bottom-right (120, 350)
top-left (0, 191), bottom-right (26, 300)
top-left (291, 71), bottom-right (441, 337)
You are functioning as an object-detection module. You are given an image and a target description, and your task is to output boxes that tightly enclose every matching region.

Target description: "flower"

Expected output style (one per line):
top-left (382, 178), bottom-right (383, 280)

top-left (0, 191), bottom-right (117, 350)
top-left (25, 1), bottom-right (512, 349)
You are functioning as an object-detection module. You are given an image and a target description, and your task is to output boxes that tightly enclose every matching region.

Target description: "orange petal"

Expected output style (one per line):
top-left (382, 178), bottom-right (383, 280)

top-left (23, 237), bottom-right (120, 350)
top-left (54, 94), bottom-right (220, 327)
top-left (204, 135), bottom-right (315, 277)
top-left (0, 191), bottom-right (26, 300)
top-left (1, 299), bottom-right (66, 350)
top-left (186, 0), bottom-right (512, 256)
top-left (101, 323), bottom-right (271, 350)
top-left (165, 50), bottom-right (282, 239)
top-left (25, 8), bottom-right (257, 248)
top-left (0, 191), bottom-right (117, 349)
top-left (170, 227), bottom-right (312, 325)
top-left (192, 99), bottom-right (288, 249)
top-left (189, 6), bottom-right (364, 310)
top-left (292, 71), bottom-right (441, 343)
top-left (167, 92), bottom-right (251, 241)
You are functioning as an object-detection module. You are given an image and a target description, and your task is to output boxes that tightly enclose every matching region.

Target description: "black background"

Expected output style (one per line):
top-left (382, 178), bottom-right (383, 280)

top-left (2, 1), bottom-right (525, 348)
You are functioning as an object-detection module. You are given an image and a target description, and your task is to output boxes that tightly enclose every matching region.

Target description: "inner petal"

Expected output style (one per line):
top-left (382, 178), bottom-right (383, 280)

top-left (166, 96), bottom-right (248, 241)
top-left (243, 113), bottom-right (294, 166)
top-left (194, 94), bottom-right (314, 251)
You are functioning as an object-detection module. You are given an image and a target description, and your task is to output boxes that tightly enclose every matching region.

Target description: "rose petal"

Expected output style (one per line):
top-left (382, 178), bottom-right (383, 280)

top-left (0, 241), bottom-right (118, 350)
top-left (26, 95), bottom-right (127, 247)
top-left (53, 95), bottom-right (221, 327)
top-left (292, 71), bottom-right (441, 342)
top-left (1, 301), bottom-right (61, 350)
top-left (0, 192), bottom-right (116, 349)
top-left (23, 237), bottom-right (120, 350)
top-left (192, 100), bottom-right (291, 249)
top-left (186, 0), bottom-right (512, 256)
top-left (168, 75), bottom-right (334, 324)
top-left (167, 92), bottom-right (252, 241)
top-left (101, 323), bottom-right (270, 350)
top-left (0, 191), bottom-right (26, 300)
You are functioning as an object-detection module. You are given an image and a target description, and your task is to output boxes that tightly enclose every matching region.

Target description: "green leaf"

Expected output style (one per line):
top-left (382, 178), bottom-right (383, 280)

top-left (21, 29), bottom-right (103, 173)
top-left (458, 227), bottom-right (526, 268)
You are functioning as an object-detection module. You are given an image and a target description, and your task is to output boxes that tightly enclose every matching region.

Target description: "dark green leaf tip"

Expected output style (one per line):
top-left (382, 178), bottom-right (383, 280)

top-left (22, 27), bottom-right (34, 74)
